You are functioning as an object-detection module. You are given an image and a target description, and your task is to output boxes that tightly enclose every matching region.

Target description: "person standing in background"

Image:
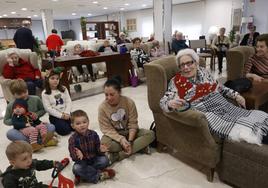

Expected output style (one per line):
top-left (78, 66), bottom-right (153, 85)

top-left (13, 20), bottom-right (37, 51)
top-left (46, 29), bottom-right (64, 57)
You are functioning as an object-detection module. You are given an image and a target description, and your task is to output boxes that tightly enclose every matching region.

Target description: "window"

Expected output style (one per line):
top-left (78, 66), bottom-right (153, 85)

top-left (126, 19), bottom-right (136, 32)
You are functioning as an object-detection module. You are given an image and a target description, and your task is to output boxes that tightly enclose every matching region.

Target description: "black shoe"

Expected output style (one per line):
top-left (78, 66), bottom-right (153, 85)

top-left (83, 74), bottom-right (89, 82)
top-left (91, 75), bottom-right (96, 82)
top-left (74, 84), bottom-right (82, 92)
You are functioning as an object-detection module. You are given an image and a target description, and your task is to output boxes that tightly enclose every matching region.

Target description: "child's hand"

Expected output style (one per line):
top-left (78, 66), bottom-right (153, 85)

top-left (75, 148), bottom-right (83, 160)
top-left (30, 112), bottom-right (37, 120)
top-left (7, 58), bottom-right (14, 66)
top-left (100, 144), bottom-right (109, 152)
top-left (35, 75), bottom-right (40, 79)
top-left (62, 113), bottom-right (70, 120)
top-left (26, 123), bottom-right (31, 127)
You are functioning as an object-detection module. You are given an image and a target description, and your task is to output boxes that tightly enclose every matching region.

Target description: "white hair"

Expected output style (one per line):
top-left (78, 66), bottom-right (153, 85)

top-left (6, 48), bottom-right (19, 58)
top-left (176, 48), bottom-right (199, 66)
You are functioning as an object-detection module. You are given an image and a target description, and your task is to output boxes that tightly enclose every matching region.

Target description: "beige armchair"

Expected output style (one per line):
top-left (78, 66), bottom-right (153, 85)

top-left (144, 56), bottom-right (221, 181)
top-left (226, 46), bottom-right (255, 81)
top-left (0, 48), bottom-right (38, 102)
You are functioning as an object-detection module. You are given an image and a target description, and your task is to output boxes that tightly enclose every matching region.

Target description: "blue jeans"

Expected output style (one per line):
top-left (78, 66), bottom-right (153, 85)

top-left (6, 123), bottom-right (55, 141)
top-left (72, 156), bottom-right (109, 183)
top-left (49, 115), bottom-right (73, 136)
top-left (25, 79), bottom-right (43, 95)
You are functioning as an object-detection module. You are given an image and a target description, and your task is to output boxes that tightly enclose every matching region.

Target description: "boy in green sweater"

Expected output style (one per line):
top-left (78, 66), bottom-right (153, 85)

top-left (1, 141), bottom-right (57, 188)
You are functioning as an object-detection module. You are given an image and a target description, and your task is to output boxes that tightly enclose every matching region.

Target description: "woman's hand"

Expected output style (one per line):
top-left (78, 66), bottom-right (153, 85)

top-left (120, 137), bottom-right (132, 155)
top-left (30, 112), bottom-right (37, 120)
top-left (168, 98), bottom-right (186, 110)
top-left (236, 94), bottom-right (246, 109)
top-left (7, 58), bottom-right (14, 67)
top-left (75, 148), bottom-right (83, 160)
top-left (61, 113), bottom-right (70, 120)
top-left (247, 73), bottom-right (264, 82)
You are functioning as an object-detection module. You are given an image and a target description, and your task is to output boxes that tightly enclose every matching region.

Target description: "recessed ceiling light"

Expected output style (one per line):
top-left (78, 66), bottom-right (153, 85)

top-left (27, 16), bottom-right (31, 18)
top-left (0, 16), bottom-right (2, 18)
top-left (11, 11), bottom-right (16, 14)
top-left (3, 14), bottom-right (8, 17)
top-left (52, 0), bottom-right (58, 1)
top-left (72, 13), bottom-right (76, 16)
top-left (88, 13), bottom-right (92, 16)
top-left (124, 3), bottom-right (129, 6)
top-left (4, 25), bottom-right (7, 28)
top-left (33, 15), bottom-right (38, 17)
top-left (142, 4), bottom-right (147, 7)
top-left (103, 7), bottom-right (108, 9)
top-left (120, 8), bottom-right (125, 10)
top-left (21, 8), bottom-right (27, 11)
top-left (92, 1), bottom-right (98, 4)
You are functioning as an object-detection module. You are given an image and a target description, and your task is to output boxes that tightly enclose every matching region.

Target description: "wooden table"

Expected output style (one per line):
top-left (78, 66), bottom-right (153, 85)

top-left (45, 53), bottom-right (132, 92)
top-left (241, 81), bottom-right (268, 110)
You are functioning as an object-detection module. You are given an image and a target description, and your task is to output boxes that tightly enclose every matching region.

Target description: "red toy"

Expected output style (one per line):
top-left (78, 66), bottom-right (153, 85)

top-left (49, 158), bottom-right (74, 188)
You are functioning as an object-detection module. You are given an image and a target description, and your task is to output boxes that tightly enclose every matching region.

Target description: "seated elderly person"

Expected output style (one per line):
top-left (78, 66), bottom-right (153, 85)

top-left (160, 48), bottom-right (268, 145)
top-left (130, 37), bottom-right (150, 69)
top-left (98, 40), bottom-right (117, 53)
top-left (240, 25), bottom-right (260, 47)
top-left (71, 44), bottom-right (99, 82)
top-left (171, 32), bottom-right (189, 55)
top-left (244, 34), bottom-right (268, 82)
top-left (150, 40), bottom-right (165, 57)
top-left (2, 49), bottom-right (42, 95)
top-left (116, 32), bottom-right (131, 45)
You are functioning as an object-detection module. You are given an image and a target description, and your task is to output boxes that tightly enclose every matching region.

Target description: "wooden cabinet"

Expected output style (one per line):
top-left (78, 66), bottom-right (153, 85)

top-left (82, 21), bottom-right (119, 40)
top-left (0, 18), bottom-right (31, 29)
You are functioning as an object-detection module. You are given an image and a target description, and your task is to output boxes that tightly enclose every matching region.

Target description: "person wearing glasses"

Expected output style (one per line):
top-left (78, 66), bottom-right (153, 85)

top-left (160, 48), bottom-right (268, 145)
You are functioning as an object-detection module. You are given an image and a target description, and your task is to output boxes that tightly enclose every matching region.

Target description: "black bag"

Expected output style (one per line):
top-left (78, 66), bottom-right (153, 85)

top-left (224, 78), bottom-right (252, 93)
top-left (149, 121), bottom-right (157, 148)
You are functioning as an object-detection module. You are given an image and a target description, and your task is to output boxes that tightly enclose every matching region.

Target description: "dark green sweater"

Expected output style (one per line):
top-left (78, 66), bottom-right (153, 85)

top-left (1, 159), bottom-right (54, 188)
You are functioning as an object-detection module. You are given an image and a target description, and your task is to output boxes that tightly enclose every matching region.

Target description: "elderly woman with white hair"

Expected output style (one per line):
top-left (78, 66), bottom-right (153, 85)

top-left (160, 49), bottom-right (268, 145)
top-left (116, 32), bottom-right (131, 45)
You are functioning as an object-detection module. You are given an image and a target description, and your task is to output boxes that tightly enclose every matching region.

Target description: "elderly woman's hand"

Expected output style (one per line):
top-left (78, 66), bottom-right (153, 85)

top-left (7, 58), bottom-right (14, 67)
top-left (235, 94), bottom-right (246, 109)
top-left (247, 73), bottom-right (264, 82)
top-left (168, 98), bottom-right (187, 110)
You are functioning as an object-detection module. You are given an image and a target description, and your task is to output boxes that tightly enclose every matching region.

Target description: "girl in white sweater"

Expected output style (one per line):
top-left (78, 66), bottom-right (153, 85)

top-left (42, 68), bottom-right (73, 135)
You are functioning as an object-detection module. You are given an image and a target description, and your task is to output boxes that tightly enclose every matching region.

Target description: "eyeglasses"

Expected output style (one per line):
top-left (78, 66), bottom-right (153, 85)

top-left (179, 61), bottom-right (194, 69)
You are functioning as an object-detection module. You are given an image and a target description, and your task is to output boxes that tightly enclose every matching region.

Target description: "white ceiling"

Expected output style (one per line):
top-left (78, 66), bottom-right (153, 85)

top-left (0, 0), bottom-right (200, 20)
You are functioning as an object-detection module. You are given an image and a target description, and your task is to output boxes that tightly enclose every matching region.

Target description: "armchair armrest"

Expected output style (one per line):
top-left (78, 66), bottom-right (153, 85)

top-left (0, 76), bottom-right (12, 86)
top-left (163, 110), bottom-right (206, 128)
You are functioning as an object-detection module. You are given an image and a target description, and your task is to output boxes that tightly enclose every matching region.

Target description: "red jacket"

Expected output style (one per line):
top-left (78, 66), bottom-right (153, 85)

top-left (3, 58), bottom-right (41, 80)
top-left (46, 34), bottom-right (64, 52)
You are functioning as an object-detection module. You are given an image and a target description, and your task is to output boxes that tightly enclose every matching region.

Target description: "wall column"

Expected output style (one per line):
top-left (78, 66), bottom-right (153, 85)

top-left (153, 0), bottom-right (172, 54)
top-left (41, 9), bottom-right (54, 39)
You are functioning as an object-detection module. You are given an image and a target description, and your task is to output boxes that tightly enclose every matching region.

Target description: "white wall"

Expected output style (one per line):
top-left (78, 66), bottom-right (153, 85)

top-left (243, 0), bottom-right (268, 34)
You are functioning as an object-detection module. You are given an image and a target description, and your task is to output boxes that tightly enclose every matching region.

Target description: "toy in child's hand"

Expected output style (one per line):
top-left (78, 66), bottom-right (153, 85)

top-left (49, 158), bottom-right (74, 188)
top-left (100, 144), bottom-right (109, 152)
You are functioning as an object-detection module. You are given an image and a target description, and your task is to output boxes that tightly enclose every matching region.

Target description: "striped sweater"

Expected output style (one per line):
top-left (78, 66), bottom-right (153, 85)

top-left (244, 54), bottom-right (268, 76)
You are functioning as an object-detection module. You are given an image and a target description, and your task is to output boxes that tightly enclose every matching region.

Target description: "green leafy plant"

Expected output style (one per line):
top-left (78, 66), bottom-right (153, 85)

top-left (80, 17), bottom-right (87, 30)
top-left (33, 37), bottom-right (42, 58)
top-left (229, 29), bottom-right (235, 43)
top-left (0, 42), bottom-right (4, 50)
top-left (122, 27), bottom-right (129, 37)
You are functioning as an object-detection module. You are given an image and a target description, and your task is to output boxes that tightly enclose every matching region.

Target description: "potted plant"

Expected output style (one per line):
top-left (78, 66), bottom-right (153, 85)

top-left (80, 17), bottom-right (87, 40)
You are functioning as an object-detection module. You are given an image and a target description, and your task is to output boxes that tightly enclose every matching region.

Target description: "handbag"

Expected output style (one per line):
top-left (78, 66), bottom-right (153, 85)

top-left (224, 78), bottom-right (252, 93)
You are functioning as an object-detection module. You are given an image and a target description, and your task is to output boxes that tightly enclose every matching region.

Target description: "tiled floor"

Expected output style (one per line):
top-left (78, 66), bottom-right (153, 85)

top-left (0, 60), bottom-right (231, 188)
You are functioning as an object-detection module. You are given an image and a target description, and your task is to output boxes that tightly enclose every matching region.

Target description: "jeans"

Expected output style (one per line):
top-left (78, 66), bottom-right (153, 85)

top-left (49, 115), bottom-right (72, 136)
top-left (216, 51), bottom-right (226, 72)
top-left (72, 156), bottom-right (109, 183)
top-left (25, 79), bottom-right (43, 95)
top-left (6, 123), bottom-right (55, 141)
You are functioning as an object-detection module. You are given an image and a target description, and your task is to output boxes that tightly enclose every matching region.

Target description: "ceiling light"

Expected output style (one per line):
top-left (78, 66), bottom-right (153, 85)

top-left (124, 3), bottom-right (129, 6)
top-left (11, 11), bottom-right (16, 14)
top-left (92, 1), bottom-right (98, 4)
top-left (72, 13), bottom-right (76, 16)
top-left (0, 16), bottom-right (2, 18)
top-left (27, 16), bottom-right (31, 18)
top-left (3, 14), bottom-right (8, 17)
top-left (21, 8), bottom-right (27, 11)
top-left (88, 13), bottom-right (92, 16)
top-left (33, 15), bottom-right (38, 17)
top-left (52, 0), bottom-right (58, 1)
top-left (142, 4), bottom-right (147, 7)
top-left (120, 8), bottom-right (125, 10)
top-left (103, 7), bottom-right (108, 9)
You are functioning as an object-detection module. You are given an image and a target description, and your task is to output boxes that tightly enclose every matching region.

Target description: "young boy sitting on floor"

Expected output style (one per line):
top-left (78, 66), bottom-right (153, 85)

top-left (4, 79), bottom-right (57, 146)
top-left (68, 110), bottom-right (115, 185)
top-left (1, 141), bottom-right (58, 187)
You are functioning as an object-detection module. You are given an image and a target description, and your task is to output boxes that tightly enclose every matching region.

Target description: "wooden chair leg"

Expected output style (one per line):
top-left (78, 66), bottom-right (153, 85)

top-left (207, 168), bottom-right (215, 182)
